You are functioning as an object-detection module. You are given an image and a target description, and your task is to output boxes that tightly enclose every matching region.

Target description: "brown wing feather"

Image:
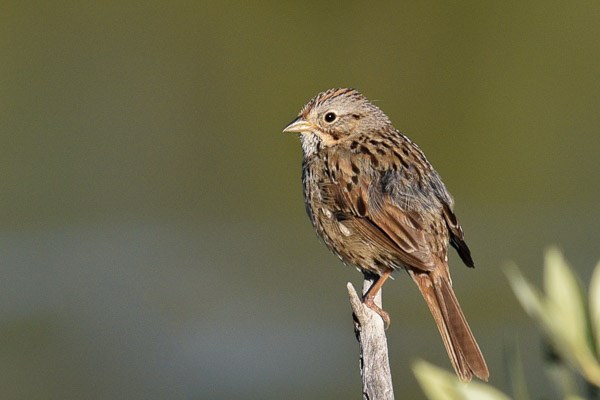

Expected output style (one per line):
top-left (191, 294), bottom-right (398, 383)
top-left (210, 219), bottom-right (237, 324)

top-left (369, 205), bottom-right (437, 271)
top-left (326, 151), bottom-right (437, 271)
top-left (443, 204), bottom-right (475, 268)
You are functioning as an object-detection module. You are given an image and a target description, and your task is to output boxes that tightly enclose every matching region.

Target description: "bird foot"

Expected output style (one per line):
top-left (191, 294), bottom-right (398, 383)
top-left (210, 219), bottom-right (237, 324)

top-left (363, 297), bottom-right (391, 329)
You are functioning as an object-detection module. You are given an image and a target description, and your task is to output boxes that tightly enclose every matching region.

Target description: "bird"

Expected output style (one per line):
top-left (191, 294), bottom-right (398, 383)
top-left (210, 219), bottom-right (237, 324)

top-left (282, 88), bottom-right (489, 382)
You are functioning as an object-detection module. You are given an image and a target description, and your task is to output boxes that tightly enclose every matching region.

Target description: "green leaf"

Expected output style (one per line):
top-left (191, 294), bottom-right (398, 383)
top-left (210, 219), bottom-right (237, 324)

top-left (544, 248), bottom-right (600, 385)
top-left (504, 263), bottom-right (546, 323)
top-left (589, 258), bottom-right (600, 357)
top-left (506, 248), bottom-right (600, 387)
top-left (413, 360), bottom-right (511, 400)
top-left (543, 248), bottom-right (587, 357)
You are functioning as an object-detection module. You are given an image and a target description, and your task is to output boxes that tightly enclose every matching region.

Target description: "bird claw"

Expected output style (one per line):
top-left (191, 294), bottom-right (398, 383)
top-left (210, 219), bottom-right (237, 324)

top-left (363, 297), bottom-right (391, 329)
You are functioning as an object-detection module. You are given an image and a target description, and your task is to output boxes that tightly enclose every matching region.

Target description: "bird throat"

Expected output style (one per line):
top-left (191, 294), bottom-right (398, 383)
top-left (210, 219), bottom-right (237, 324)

top-left (301, 131), bottom-right (339, 157)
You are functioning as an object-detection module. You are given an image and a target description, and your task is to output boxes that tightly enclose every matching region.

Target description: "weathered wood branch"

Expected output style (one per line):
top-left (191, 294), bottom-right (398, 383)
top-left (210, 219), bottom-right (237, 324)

top-left (347, 276), bottom-right (395, 400)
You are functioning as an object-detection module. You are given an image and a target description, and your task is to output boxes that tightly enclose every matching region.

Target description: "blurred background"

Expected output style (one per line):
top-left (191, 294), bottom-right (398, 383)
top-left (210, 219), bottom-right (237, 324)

top-left (2, 1), bottom-right (599, 398)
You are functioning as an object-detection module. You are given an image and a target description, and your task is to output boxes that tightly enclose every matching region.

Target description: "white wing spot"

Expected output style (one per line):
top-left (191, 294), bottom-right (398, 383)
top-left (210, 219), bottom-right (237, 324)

top-left (338, 222), bottom-right (351, 237)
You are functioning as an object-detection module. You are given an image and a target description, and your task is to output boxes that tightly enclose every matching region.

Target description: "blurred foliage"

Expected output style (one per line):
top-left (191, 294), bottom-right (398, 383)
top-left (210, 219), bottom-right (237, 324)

top-left (414, 360), bottom-right (512, 400)
top-left (507, 248), bottom-right (600, 389)
top-left (414, 248), bottom-right (600, 399)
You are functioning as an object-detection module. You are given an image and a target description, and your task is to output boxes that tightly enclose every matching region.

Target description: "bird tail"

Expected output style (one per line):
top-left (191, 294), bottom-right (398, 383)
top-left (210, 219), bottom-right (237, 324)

top-left (409, 270), bottom-right (489, 382)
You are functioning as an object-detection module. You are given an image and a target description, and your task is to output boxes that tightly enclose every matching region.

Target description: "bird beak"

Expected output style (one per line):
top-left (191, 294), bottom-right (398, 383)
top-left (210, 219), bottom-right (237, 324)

top-left (283, 116), bottom-right (313, 133)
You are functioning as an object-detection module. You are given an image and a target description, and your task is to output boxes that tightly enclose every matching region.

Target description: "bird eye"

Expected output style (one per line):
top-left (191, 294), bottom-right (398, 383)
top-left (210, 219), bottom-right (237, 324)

top-left (324, 112), bottom-right (337, 123)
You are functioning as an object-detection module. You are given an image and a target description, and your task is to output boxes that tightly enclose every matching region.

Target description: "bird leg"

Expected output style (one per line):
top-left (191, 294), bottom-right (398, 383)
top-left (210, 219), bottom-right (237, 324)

top-left (363, 269), bottom-right (392, 328)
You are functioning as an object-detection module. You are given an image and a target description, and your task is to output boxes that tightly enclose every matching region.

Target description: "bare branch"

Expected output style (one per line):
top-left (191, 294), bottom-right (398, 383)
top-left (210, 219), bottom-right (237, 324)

top-left (348, 276), bottom-right (395, 400)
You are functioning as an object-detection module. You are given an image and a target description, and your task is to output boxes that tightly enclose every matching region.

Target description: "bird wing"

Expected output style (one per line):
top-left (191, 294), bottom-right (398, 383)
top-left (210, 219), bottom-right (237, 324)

top-left (325, 150), bottom-right (440, 272)
top-left (443, 204), bottom-right (475, 268)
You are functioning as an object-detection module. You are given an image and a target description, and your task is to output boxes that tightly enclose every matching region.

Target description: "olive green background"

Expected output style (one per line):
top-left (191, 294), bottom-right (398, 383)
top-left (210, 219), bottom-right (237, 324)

top-left (2, 1), bottom-right (600, 399)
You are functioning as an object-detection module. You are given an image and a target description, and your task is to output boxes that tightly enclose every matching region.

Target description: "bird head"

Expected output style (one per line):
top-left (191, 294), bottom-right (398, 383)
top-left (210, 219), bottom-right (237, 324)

top-left (283, 88), bottom-right (392, 156)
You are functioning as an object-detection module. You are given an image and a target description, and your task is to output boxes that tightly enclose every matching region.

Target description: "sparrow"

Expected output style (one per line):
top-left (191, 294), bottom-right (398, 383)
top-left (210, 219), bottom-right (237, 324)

top-left (283, 88), bottom-right (489, 382)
